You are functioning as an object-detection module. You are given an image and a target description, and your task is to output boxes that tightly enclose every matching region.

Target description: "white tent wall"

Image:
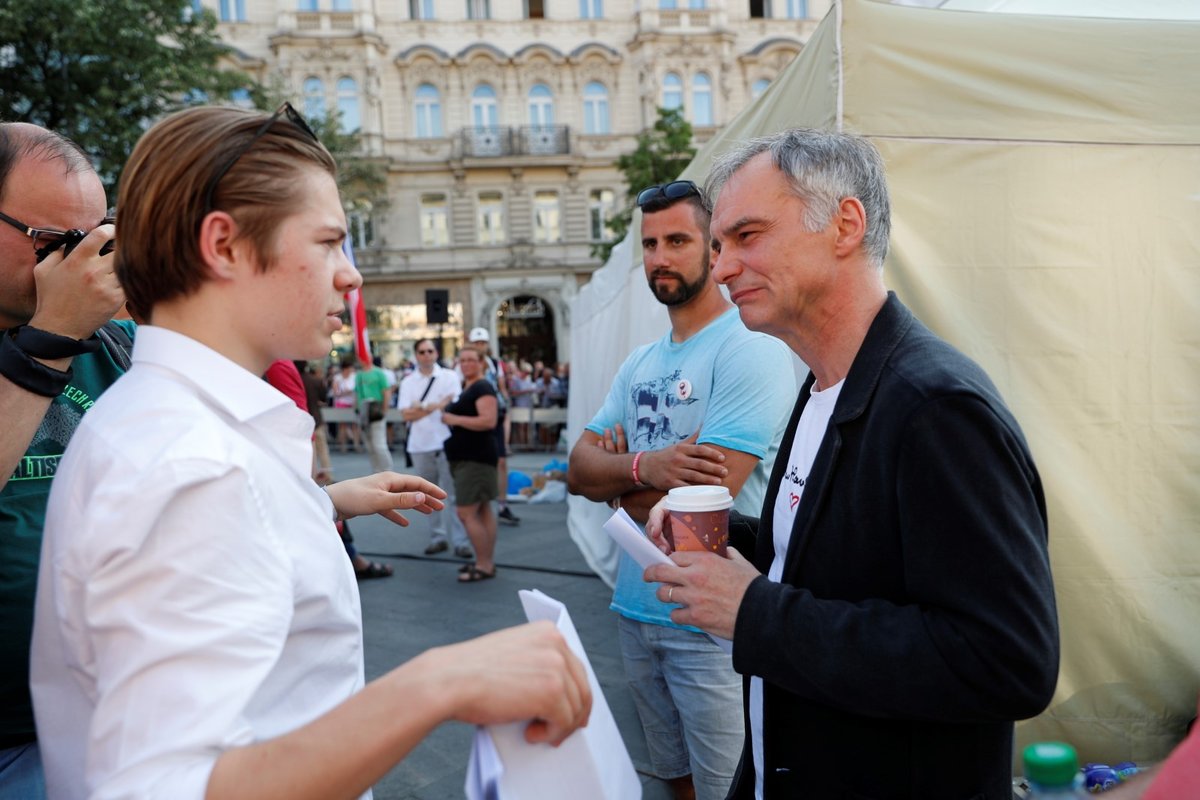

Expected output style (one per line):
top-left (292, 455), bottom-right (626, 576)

top-left (566, 0), bottom-right (1199, 764)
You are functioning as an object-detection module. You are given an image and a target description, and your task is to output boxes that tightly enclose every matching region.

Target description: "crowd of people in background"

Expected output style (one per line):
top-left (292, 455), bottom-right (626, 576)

top-left (311, 346), bottom-right (570, 456)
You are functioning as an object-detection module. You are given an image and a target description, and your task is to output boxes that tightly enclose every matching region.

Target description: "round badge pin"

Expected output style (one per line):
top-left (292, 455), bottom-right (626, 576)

top-left (675, 379), bottom-right (692, 401)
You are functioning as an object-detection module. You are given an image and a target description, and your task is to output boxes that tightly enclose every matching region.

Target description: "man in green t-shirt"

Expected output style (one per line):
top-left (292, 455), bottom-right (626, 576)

top-left (355, 354), bottom-right (394, 473)
top-left (0, 123), bottom-right (130, 796)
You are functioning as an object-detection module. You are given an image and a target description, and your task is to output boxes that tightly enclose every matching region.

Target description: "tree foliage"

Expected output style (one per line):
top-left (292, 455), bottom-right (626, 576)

top-left (592, 107), bottom-right (696, 263)
top-left (0, 0), bottom-right (257, 197)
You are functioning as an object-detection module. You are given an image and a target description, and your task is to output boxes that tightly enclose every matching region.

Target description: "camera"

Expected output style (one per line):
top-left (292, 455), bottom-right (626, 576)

top-left (34, 216), bottom-right (115, 263)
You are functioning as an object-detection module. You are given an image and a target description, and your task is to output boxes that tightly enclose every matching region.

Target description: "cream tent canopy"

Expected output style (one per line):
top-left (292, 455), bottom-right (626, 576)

top-left (565, 0), bottom-right (1199, 764)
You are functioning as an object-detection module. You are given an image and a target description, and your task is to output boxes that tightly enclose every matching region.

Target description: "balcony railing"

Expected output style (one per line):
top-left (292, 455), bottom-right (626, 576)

top-left (518, 125), bottom-right (570, 156)
top-left (459, 125), bottom-right (570, 158)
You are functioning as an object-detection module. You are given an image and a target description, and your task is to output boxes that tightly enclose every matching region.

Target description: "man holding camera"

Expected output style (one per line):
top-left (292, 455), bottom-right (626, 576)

top-left (0, 122), bottom-right (128, 796)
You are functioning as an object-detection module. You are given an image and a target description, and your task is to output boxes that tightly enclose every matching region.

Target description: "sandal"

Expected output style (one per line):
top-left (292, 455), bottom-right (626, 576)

top-left (457, 565), bottom-right (496, 583)
top-left (458, 562), bottom-right (476, 574)
top-left (355, 561), bottom-right (394, 580)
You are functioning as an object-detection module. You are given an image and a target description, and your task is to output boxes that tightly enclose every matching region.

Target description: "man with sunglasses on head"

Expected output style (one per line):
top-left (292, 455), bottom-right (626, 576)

top-left (0, 122), bottom-right (128, 798)
top-left (567, 179), bottom-right (794, 800)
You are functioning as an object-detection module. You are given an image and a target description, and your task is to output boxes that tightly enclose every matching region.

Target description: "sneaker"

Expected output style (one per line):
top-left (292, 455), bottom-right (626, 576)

top-left (497, 506), bottom-right (521, 526)
top-left (454, 546), bottom-right (475, 559)
top-left (423, 540), bottom-right (449, 555)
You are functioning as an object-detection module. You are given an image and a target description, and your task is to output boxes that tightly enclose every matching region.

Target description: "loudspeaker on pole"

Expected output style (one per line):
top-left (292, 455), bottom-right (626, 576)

top-left (425, 289), bottom-right (449, 324)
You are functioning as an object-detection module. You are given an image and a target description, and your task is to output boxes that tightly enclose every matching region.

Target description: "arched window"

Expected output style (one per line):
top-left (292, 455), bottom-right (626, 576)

top-left (662, 72), bottom-right (683, 111)
top-left (751, 77), bottom-right (771, 100)
top-left (582, 82), bottom-right (610, 135)
top-left (471, 84), bottom-right (499, 130)
top-left (331, 0), bottom-right (352, 10)
top-left (336, 77), bottom-right (360, 133)
top-left (692, 73), bottom-right (713, 126)
top-left (297, 0), bottom-right (317, 11)
top-left (528, 84), bottom-right (554, 129)
top-left (414, 84), bottom-right (443, 138)
top-left (303, 77), bottom-right (325, 121)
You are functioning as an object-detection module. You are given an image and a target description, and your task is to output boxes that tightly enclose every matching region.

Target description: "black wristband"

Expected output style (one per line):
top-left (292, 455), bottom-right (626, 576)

top-left (11, 324), bottom-right (101, 359)
top-left (0, 333), bottom-right (73, 397)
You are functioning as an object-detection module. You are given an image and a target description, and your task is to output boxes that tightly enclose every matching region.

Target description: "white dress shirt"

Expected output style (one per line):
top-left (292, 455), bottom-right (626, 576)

top-left (397, 365), bottom-right (461, 454)
top-left (31, 326), bottom-right (367, 800)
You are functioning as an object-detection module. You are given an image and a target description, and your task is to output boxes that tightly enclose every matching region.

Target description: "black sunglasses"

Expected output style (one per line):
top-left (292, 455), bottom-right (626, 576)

top-left (0, 210), bottom-right (115, 262)
top-left (636, 180), bottom-right (703, 209)
top-left (202, 102), bottom-right (320, 213)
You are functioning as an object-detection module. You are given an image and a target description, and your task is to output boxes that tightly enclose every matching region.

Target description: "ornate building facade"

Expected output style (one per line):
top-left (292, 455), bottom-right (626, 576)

top-left (209, 0), bottom-right (828, 365)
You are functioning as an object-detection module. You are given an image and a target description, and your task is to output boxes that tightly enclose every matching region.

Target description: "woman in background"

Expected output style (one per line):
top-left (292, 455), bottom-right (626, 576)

top-left (441, 347), bottom-right (500, 582)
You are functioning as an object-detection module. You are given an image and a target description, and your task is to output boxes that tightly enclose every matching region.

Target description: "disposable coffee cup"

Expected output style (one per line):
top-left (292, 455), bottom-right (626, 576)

top-left (665, 485), bottom-right (733, 556)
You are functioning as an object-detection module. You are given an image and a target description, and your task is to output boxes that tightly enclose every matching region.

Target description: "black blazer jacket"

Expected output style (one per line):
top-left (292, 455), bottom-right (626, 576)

top-left (726, 293), bottom-right (1059, 800)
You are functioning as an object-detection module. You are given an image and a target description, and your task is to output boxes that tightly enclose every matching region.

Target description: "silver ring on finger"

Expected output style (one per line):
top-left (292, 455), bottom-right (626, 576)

top-left (667, 586), bottom-right (674, 603)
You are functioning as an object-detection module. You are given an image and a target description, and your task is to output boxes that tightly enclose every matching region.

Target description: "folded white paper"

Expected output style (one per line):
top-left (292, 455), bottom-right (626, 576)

top-left (601, 508), bottom-right (674, 570)
top-left (602, 509), bottom-right (734, 655)
top-left (466, 589), bottom-right (642, 800)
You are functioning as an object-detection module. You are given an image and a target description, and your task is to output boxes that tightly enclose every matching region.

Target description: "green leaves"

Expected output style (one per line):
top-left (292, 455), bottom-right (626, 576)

top-left (591, 107), bottom-right (695, 263)
top-left (0, 0), bottom-right (256, 197)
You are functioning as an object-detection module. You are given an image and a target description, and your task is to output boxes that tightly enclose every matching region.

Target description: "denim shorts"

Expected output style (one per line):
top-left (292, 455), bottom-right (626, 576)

top-left (617, 616), bottom-right (744, 800)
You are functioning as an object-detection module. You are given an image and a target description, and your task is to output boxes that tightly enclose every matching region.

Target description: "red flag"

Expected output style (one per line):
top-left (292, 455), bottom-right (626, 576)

top-left (342, 240), bottom-right (370, 363)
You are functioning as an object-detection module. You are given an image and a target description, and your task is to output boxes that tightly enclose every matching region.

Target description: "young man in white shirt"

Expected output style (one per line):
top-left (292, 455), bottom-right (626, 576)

top-left (30, 104), bottom-right (591, 800)
top-left (399, 337), bottom-right (472, 557)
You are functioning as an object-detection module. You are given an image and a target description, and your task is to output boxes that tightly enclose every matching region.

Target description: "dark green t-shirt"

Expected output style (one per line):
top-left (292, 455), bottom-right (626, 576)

top-left (0, 321), bottom-right (133, 746)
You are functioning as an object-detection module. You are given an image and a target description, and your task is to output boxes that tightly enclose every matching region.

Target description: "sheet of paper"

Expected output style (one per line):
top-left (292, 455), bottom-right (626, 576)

top-left (602, 509), bottom-right (733, 654)
top-left (602, 507), bottom-right (673, 570)
top-left (466, 589), bottom-right (642, 800)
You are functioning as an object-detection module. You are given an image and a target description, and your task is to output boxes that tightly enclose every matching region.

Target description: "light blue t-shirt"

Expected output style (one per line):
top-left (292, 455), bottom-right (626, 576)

top-left (586, 307), bottom-right (796, 629)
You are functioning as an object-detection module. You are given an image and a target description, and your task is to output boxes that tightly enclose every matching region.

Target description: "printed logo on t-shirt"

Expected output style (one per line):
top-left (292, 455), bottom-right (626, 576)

top-left (627, 369), bottom-right (701, 450)
top-left (10, 384), bottom-right (94, 482)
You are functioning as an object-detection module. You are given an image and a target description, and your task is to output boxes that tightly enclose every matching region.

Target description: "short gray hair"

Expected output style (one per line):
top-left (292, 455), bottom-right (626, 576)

top-left (705, 128), bottom-right (891, 269)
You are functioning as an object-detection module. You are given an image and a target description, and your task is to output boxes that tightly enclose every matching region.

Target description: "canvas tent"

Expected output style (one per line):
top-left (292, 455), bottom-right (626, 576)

top-left (565, 0), bottom-right (1199, 764)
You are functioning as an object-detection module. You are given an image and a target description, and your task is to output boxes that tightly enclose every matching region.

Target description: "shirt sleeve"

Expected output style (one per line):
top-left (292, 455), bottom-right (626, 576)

top-left (699, 334), bottom-right (796, 458)
top-left (68, 464), bottom-right (294, 799)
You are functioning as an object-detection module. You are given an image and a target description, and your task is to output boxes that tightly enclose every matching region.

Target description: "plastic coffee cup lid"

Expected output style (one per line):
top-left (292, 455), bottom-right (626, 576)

top-left (665, 485), bottom-right (733, 512)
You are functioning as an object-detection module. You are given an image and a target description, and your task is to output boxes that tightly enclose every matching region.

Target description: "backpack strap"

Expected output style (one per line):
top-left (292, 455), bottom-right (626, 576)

top-left (95, 321), bottom-right (134, 371)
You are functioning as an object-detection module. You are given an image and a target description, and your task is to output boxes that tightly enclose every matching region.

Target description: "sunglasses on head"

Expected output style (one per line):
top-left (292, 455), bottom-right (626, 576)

top-left (636, 180), bottom-right (703, 209)
top-left (0, 210), bottom-right (116, 263)
top-left (202, 102), bottom-right (320, 213)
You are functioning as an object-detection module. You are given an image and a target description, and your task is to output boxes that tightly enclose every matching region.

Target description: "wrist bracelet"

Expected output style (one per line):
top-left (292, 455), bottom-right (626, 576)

top-left (631, 450), bottom-right (645, 487)
top-left (0, 333), bottom-right (72, 397)
top-left (12, 325), bottom-right (101, 359)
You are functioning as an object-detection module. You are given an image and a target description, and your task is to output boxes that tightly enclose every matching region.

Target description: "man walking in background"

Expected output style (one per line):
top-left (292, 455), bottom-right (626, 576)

top-left (356, 352), bottom-right (393, 473)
